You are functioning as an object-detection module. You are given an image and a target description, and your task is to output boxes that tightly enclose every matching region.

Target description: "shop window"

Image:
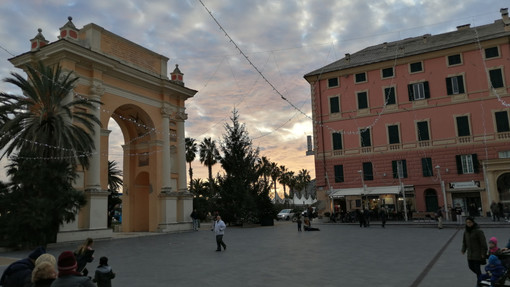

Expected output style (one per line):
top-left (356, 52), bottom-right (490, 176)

top-left (334, 165), bottom-right (344, 183)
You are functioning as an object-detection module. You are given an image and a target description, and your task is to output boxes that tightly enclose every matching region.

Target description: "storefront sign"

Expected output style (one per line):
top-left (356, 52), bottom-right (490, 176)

top-left (449, 180), bottom-right (480, 189)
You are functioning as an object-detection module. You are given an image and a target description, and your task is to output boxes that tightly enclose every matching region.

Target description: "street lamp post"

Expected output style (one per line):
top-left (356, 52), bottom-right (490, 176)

top-left (397, 161), bottom-right (408, 222)
top-left (435, 165), bottom-right (449, 221)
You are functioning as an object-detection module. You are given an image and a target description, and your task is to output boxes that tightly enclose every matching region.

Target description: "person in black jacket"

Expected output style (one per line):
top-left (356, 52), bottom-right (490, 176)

top-left (0, 246), bottom-right (45, 287)
top-left (93, 256), bottom-right (115, 287)
top-left (74, 238), bottom-right (95, 276)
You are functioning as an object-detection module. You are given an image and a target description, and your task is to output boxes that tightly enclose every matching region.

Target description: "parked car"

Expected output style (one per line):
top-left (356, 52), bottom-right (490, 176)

top-left (277, 209), bottom-right (295, 221)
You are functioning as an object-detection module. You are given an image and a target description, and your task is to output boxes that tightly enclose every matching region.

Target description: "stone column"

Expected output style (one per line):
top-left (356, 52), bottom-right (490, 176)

top-left (175, 111), bottom-right (188, 192)
top-left (160, 103), bottom-right (172, 193)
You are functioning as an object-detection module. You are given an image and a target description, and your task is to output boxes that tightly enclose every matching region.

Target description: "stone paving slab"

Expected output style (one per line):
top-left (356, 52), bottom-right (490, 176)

top-left (0, 219), bottom-right (508, 286)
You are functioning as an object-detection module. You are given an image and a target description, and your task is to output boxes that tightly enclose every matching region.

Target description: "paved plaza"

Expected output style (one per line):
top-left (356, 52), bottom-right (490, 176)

top-left (1, 219), bottom-right (509, 286)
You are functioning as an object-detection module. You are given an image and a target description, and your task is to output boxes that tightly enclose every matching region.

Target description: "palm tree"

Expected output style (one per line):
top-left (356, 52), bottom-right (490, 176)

top-left (256, 156), bottom-right (272, 187)
top-left (185, 137), bottom-right (198, 192)
top-left (269, 161), bottom-right (280, 201)
top-left (107, 160), bottom-right (123, 227)
top-left (199, 137), bottom-right (221, 183)
top-left (278, 165), bottom-right (289, 198)
top-left (0, 61), bottom-right (102, 168)
top-left (296, 169), bottom-right (311, 198)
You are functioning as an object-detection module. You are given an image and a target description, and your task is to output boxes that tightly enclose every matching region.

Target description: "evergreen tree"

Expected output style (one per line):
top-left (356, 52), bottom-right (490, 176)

top-left (217, 109), bottom-right (273, 224)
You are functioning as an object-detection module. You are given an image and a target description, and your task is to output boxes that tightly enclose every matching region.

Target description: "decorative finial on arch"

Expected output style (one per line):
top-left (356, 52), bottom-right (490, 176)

top-left (170, 64), bottom-right (184, 86)
top-left (30, 28), bottom-right (49, 51)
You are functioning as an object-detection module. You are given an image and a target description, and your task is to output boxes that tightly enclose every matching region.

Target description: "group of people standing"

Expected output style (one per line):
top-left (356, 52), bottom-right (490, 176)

top-left (0, 238), bottom-right (115, 287)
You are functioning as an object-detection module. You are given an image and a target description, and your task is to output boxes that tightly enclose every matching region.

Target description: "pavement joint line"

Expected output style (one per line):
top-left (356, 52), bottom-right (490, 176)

top-left (409, 227), bottom-right (462, 287)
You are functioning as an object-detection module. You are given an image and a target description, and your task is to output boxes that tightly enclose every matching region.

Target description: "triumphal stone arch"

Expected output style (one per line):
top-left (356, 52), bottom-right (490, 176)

top-left (9, 17), bottom-right (197, 241)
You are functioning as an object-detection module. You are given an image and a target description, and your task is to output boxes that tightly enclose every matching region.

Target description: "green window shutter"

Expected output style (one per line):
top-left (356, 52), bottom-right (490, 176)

top-left (446, 78), bottom-right (453, 95)
top-left (424, 81), bottom-right (430, 99)
top-left (456, 155), bottom-right (462, 174)
top-left (408, 84), bottom-right (414, 101)
top-left (472, 154), bottom-right (479, 173)
top-left (457, 76), bottom-right (465, 94)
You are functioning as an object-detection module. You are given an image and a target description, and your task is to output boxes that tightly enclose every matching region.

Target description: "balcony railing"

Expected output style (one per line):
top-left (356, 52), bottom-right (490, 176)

top-left (497, 132), bottom-right (510, 140)
top-left (458, 136), bottom-right (472, 144)
top-left (361, 147), bottom-right (372, 153)
top-left (389, 144), bottom-right (401, 150)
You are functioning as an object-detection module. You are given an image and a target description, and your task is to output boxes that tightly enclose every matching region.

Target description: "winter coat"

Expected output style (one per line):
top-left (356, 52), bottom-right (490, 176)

top-left (0, 258), bottom-right (34, 287)
top-left (74, 249), bottom-right (94, 274)
top-left (214, 220), bottom-right (226, 235)
top-left (93, 265), bottom-right (115, 287)
top-left (462, 223), bottom-right (488, 261)
top-left (32, 278), bottom-right (55, 287)
top-left (49, 275), bottom-right (95, 287)
top-left (485, 255), bottom-right (506, 279)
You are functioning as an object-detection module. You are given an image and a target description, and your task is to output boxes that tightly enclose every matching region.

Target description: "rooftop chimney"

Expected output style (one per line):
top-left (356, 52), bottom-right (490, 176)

top-left (456, 24), bottom-right (471, 31)
top-left (501, 8), bottom-right (510, 28)
top-left (345, 53), bottom-right (350, 62)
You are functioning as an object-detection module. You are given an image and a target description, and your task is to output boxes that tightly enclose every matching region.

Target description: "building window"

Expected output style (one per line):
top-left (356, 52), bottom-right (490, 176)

top-left (410, 62), bottom-right (423, 73)
top-left (384, 87), bottom-right (396, 105)
top-left (408, 82), bottom-right (430, 101)
top-left (447, 54), bottom-right (462, 66)
top-left (329, 96), bottom-right (340, 114)
top-left (456, 154), bottom-right (479, 174)
top-left (446, 75), bottom-right (465, 95)
top-left (334, 165), bottom-right (344, 183)
top-left (499, 151), bottom-right (510, 158)
top-left (456, 115), bottom-right (470, 137)
top-left (421, 157), bottom-right (433, 177)
top-left (355, 72), bottom-right (367, 83)
top-left (417, 121), bottom-right (430, 141)
top-left (357, 91), bottom-right (368, 109)
top-left (382, 67), bottom-right (394, 78)
top-left (388, 125), bottom-right (400, 144)
top-left (485, 47), bottom-right (499, 59)
top-left (392, 160), bottom-right (408, 178)
top-left (360, 128), bottom-right (371, 147)
top-left (495, 111), bottom-right (510, 132)
top-left (363, 162), bottom-right (374, 181)
top-left (332, 132), bottom-right (342, 150)
top-left (328, 77), bottom-right (339, 88)
top-left (489, 68), bottom-right (504, 88)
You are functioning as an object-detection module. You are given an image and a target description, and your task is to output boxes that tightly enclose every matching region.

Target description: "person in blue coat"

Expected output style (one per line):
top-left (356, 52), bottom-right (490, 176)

top-left (480, 254), bottom-right (506, 286)
top-left (0, 246), bottom-right (45, 287)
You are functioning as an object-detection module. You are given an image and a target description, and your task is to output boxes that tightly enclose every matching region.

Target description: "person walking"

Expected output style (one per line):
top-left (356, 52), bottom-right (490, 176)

top-left (93, 256), bottom-right (115, 287)
top-left (455, 204), bottom-right (463, 225)
top-left (213, 215), bottom-right (227, 252)
top-left (490, 201), bottom-right (499, 222)
top-left (296, 215), bottom-right (302, 232)
top-left (436, 206), bottom-right (444, 229)
top-left (190, 209), bottom-right (199, 231)
top-left (380, 206), bottom-right (387, 228)
top-left (74, 238), bottom-right (95, 276)
top-left (461, 216), bottom-right (488, 287)
top-left (0, 246), bottom-right (45, 287)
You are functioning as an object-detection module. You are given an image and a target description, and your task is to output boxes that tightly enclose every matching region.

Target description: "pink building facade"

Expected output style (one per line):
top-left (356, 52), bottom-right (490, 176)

top-left (304, 9), bottom-right (510, 219)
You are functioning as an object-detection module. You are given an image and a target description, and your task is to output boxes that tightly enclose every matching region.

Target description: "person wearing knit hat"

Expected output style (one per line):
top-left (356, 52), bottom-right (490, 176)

top-left (0, 246), bottom-right (46, 287)
top-left (488, 236), bottom-right (501, 257)
top-left (50, 251), bottom-right (95, 287)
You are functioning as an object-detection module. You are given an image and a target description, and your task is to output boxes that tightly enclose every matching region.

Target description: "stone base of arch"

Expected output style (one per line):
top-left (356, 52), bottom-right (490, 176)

top-left (157, 191), bottom-right (194, 233)
top-left (56, 228), bottom-right (113, 243)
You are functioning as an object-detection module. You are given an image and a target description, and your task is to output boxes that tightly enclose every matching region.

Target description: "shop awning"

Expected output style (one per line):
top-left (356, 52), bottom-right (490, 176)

top-left (329, 186), bottom-right (401, 198)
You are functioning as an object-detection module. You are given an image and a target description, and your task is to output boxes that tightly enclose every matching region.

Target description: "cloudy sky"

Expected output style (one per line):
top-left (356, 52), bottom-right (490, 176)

top-left (0, 0), bottom-right (508, 186)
